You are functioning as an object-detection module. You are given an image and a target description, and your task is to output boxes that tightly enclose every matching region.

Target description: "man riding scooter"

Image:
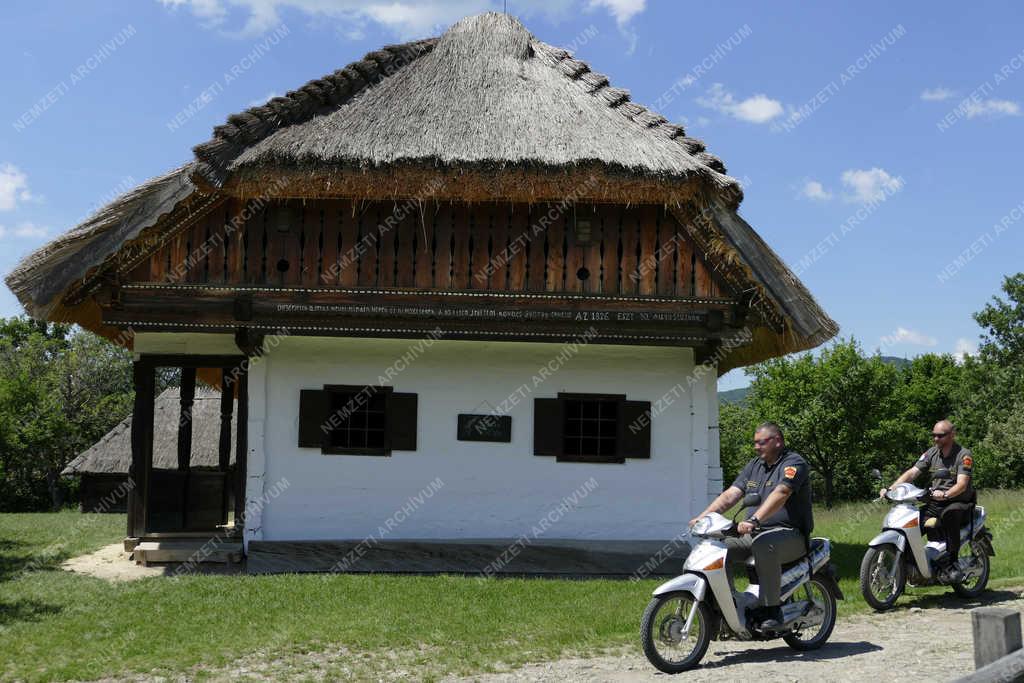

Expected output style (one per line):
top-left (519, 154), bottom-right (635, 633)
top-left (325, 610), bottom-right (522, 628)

top-left (689, 422), bottom-right (813, 630)
top-left (879, 420), bottom-right (975, 583)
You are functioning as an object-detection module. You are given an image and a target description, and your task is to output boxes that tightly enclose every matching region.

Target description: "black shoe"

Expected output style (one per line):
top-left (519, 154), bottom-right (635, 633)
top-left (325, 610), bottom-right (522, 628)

top-left (758, 606), bottom-right (785, 630)
top-left (945, 564), bottom-right (963, 584)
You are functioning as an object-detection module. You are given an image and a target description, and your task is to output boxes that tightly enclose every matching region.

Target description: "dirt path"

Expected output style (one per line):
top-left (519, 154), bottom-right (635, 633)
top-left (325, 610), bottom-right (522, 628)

top-left (450, 590), bottom-right (1024, 683)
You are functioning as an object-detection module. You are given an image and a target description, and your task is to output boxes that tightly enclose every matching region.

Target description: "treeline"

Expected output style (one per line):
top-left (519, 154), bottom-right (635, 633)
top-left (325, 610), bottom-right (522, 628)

top-left (2, 274), bottom-right (1022, 511)
top-left (0, 319), bottom-right (134, 511)
top-left (721, 273), bottom-right (1024, 507)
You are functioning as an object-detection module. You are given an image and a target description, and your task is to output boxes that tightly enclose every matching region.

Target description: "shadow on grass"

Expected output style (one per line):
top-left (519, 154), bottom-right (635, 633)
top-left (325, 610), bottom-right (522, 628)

top-left (704, 639), bottom-right (882, 668)
top-left (0, 538), bottom-right (73, 583)
top-left (0, 598), bottom-right (63, 627)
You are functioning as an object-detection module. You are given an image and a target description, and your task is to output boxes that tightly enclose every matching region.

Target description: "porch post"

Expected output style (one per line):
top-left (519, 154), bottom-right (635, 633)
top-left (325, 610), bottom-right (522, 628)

top-left (127, 360), bottom-right (155, 538)
top-left (219, 367), bottom-right (235, 523)
top-left (177, 367), bottom-right (196, 528)
top-left (234, 367), bottom-right (249, 535)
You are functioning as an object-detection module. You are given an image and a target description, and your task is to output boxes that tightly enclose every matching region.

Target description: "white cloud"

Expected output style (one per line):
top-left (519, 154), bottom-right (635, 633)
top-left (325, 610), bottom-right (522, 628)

top-left (158, 0), bottom-right (635, 40)
top-left (800, 180), bottom-right (832, 201)
top-left (882, 327), bottom-right (938, 348)
top-left (920, 87), bottom-right (955, 102)
top-left (0, 163), bottom-right (32, 211)
top-left (953, 338), bottom-right (977, 363)
top-left (964, 98), bottom-right (1021, 118)
top-left (697, 83), bottom-right (783, 124)
top-left (0, 222), bottom-right (48, 239)
top-left (586, 0), bottom-right (644, 25)
top-left (840, 167), bottom-right (904, 203)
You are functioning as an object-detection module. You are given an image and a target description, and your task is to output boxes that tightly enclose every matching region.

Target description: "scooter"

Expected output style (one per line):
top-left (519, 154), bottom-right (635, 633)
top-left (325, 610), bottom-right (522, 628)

top-left (640, 497), bottom-right (843, 674)
top-left (860, 481), bottom-right (994, 611)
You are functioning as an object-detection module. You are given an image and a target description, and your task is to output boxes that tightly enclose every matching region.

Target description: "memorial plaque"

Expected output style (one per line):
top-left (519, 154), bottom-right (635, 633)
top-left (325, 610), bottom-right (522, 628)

top-left (457, 414), bottom-right (512, 443)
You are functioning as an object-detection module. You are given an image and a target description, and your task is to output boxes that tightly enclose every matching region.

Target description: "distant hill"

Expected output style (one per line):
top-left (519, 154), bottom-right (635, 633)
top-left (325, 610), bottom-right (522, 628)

top-left (719, 386), bottom-right (750, 404)
top-left (879, 355), bottom-right (912, 370)
top-left (718, 355), bottom-right (913, 404)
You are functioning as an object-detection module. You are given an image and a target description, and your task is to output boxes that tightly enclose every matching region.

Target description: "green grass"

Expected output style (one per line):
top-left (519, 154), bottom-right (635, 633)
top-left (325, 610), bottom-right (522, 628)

top-left (2, 493), bottom-right (1024, 682)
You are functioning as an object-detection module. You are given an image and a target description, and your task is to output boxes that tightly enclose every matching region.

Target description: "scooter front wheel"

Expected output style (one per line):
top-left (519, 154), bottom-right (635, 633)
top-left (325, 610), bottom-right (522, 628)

top-left (859, 544), bottom-right (906, 611)
top-left (640, 591), bottom-right (713, 674)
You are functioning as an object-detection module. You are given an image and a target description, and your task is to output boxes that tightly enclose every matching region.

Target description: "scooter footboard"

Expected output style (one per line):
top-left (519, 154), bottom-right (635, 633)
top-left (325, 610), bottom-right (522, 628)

top-left (652, 573), bottom-right (708, 601)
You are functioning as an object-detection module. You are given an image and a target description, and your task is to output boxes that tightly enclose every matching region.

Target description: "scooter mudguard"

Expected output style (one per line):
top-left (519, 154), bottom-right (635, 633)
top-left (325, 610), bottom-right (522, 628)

top-left (652, 572), bottom-right (708, 601)
top-left (868, 529), bottom-right (906, 553)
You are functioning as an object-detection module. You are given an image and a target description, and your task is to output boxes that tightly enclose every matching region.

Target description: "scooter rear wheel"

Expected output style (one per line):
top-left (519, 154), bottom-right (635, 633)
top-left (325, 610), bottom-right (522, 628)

top-left (640, 592), bottom-right (713, 674)
top-left (783, 577), bottom-right (837, 651)
top-left (952, 542), bottom-right (990, 598)
top-left (859, 544), bottom-right (906, 611)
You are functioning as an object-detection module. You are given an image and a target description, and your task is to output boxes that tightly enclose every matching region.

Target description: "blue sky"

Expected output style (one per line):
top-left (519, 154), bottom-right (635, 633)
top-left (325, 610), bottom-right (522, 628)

top-left (1, 1), bottom-right (1022, 390)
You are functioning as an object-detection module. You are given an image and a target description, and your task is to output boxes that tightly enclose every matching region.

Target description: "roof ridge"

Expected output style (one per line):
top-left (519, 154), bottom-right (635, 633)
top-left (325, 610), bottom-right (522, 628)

top-left (531, 40), bottom-right (734, 185)
top-left (192, 38), bottom-right (439, 187)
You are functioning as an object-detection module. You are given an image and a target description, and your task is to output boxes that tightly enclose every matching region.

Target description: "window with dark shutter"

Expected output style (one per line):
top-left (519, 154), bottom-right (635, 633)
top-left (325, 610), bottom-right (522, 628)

top-left (533, 393), bottom-right (652, 463)
top-left (297, 385), bottom-right (417, 456)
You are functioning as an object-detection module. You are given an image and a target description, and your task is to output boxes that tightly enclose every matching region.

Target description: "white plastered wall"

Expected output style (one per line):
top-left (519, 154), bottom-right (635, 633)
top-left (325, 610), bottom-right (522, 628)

top-left (133, 333), bottom-right (720, 544)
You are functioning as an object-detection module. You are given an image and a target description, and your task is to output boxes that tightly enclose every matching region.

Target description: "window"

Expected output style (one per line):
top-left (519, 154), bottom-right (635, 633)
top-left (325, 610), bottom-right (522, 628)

top-left (326, 387), bottom-right (388, 452)
top-left (534, 393), bottom-right (652, 464)
top-left (562, 397), bottom-right (619, 461)
top-left (298, 385), bottom-right (418, 456)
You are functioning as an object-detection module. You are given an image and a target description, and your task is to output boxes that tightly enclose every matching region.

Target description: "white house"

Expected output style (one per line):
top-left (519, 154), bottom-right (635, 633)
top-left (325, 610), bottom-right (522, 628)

top-left (6, 13), bottom-right (836, 574)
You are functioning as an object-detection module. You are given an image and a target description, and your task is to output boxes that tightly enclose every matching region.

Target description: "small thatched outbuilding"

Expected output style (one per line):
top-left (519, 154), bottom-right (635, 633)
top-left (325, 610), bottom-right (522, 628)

top-left (7, 13), bottom-right (835, 574)
top-left (63, 388), bottom-right (236, 522)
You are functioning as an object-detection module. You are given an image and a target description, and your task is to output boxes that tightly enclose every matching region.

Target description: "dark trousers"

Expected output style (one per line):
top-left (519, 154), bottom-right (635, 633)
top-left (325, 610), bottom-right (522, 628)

top-left (724, 527), bottom-right (807, 607)
top-left (922, 502), bottom-right (971, 561)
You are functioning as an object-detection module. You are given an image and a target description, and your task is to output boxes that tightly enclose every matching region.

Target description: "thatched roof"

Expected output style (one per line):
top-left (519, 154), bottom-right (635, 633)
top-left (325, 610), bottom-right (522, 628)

top-left (62, 387), bottom-right (236, 476)
top-left (5, 164), bottom-right (199, 320)
top-left (196, 14), bottom-right (739, 201)
top-left (4, 11), bottom-right (836, 370)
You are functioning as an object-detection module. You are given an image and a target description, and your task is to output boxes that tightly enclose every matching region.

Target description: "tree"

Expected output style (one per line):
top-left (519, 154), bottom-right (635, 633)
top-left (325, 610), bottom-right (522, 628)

top-left (742, 339), bottom-right (900, 507)
top-left (0, 319), bottom-right (133, 510)
top-left (974, 273), bottom-right (1024, 366)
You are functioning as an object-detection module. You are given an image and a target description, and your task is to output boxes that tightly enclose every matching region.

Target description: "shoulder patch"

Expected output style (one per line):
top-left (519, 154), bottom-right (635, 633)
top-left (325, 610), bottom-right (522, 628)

top-left (918, 451), bottom-right (930, 461)
top-left (784, 466), bottom-right (797, 479)
top-left (963, 455), bottom-right (973, 468)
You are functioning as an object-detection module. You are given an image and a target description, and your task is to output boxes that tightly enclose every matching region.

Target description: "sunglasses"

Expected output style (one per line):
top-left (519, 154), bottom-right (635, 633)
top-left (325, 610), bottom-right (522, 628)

top-left (753, 437), bottom-right (775, 446)
top-left (931, 431), bottom-right (950, 438)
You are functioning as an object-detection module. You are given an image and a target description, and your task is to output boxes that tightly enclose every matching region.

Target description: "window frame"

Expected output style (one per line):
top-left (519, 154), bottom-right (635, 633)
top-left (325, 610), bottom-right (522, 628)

top-left (321, 384), bottom-right (394, 456)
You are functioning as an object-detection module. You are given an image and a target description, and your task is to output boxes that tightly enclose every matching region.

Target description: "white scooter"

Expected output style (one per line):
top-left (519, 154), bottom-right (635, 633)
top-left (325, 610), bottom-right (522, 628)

top-left (860, 481), bottom-right (994, 610)
top-left (640, 499), bottom-right (843, 674)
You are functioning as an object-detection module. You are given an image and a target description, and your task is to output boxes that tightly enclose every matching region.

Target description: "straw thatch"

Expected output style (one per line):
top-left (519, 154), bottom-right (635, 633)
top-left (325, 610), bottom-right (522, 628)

top-left (200, 13), bottom-right (739, 202)
top-left (62, 387), bottom-right (236, 476)
top-left (5, 164), bottom-right (200, 320)
top-left (4, 11), bottom-right (837, 371)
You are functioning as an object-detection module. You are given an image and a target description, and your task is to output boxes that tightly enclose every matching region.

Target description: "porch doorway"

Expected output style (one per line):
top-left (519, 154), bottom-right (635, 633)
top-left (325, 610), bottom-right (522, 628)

top-left (126, 355), bottom-right (248, 538)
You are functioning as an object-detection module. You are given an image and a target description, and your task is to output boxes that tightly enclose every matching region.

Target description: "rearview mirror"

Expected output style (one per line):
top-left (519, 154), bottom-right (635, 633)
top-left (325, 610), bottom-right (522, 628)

top-left (870, 469), bottom-right (883, 481)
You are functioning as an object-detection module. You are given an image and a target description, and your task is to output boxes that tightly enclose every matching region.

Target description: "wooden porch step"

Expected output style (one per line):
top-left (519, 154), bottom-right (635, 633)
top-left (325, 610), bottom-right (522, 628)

top-left (133, 540), bottom-right (243, 566)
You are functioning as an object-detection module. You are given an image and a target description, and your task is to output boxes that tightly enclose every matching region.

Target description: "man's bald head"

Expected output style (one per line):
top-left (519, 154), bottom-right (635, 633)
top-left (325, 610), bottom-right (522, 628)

top-left (934, 419), bottom-right (955, 435)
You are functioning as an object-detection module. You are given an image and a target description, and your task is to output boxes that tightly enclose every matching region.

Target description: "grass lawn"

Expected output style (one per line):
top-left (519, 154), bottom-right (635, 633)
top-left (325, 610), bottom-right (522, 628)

top-left (2, 491), bottom-right (1023, 682)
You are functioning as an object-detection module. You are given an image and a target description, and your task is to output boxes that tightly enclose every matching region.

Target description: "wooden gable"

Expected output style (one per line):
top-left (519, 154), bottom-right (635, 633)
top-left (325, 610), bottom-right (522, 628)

top-left (102, 198), bottom-right (747, 348)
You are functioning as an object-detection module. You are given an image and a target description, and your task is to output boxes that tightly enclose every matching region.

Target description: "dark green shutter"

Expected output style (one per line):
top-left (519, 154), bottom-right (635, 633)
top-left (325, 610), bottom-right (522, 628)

top-left (619, 400), bottom-right (652, 458)
top-left (533, 398), bottom-right (563, 456)
top-left (388, 392), bottom-right (418, 451)
top-left (298, 389), bottom-right (329, 449)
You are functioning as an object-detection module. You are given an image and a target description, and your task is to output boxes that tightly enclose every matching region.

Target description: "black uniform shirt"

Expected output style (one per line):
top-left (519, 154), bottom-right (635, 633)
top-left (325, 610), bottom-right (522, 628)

top-left (914, 442), bottom-right (974, 501)
top-left (730, 449), bottom-right (814, 536)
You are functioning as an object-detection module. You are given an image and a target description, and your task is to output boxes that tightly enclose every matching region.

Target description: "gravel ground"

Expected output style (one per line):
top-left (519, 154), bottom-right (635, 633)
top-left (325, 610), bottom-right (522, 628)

top-left (449, 590), bottom-right (1024, 683)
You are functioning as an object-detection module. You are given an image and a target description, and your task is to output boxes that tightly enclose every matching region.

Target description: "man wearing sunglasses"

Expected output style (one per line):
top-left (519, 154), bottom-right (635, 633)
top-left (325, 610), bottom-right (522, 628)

top-left (880, 419), bottom-right (975, 583)
top-left (689, 422), bottom-right (813, 630)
